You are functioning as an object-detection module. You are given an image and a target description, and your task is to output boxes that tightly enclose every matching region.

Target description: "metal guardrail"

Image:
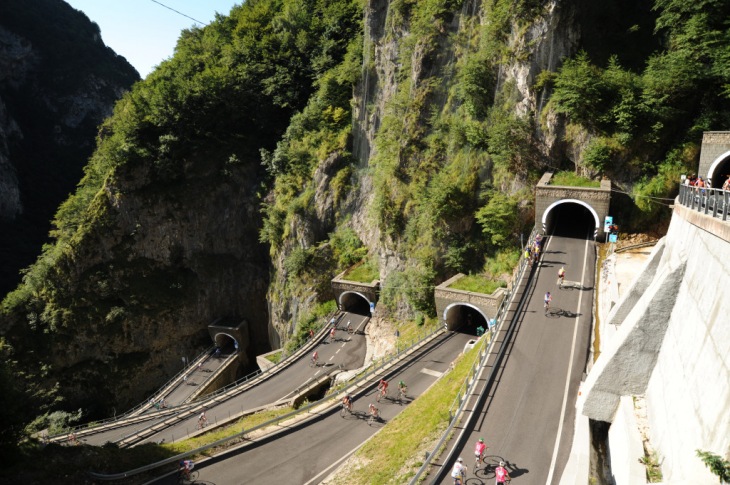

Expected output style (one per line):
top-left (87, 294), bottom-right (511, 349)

top-left (48, 345), bottom-right (215, 440)
top-left (52, 311), bottom-right (344, 442)
top-left (89, 321), bottom-right (446, 481)
top-left (678, 183), bottom-right (730, 221)
top-left (409, 226), bottom-right (539, 484)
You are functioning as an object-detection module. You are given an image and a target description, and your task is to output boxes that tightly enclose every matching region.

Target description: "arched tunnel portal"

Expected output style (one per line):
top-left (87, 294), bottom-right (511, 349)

top-left (213, 333), bottom-right (239, 354)
top-left (707, 151), bottom-right (730, 188)
top-left (339, 291), bottom-right (372, 316)
top-left (543, 199), bottom-right (600, 239)
top-left (443, 303), bottom-right (488, 335)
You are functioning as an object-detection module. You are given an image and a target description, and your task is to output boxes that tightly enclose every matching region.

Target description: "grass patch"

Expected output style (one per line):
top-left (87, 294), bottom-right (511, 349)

top-left (162, 406), bottom-right (293, 455)
top-left (342, 259), bottom-right (379, 283)
top-left (448, 274), bottom-right (506, 294)
top-left (264, 350), bottom-right (283, 364)
top-left (331, 342), bottom-right (483, 484)
top-left (550, 171), bottom-right (601, 188)
top-left (395, 315), bottom-right (442, 345)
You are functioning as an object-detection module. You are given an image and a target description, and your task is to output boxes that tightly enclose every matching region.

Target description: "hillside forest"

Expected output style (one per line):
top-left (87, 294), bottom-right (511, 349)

top-left (1, 0), bottom-right (730, 455)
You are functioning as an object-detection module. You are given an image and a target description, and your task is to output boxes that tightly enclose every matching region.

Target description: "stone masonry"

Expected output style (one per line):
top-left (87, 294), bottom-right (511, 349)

top-left (535, 172), bottom-right (612, 239)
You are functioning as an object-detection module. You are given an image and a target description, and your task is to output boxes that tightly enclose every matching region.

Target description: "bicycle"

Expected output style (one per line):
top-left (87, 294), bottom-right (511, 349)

top-left (340, 401), bottom-right (352, 417)
top-left (368, 411), bottom-right (379, 426)
top-left (397, 386), bottom-right (407, 404)
top-left (178, 469), bottom-right (199, 484)
top-left (544, 300), bottom-right (551, 315)
top-left (310, 355), bottom-right (318, 367)
top-left (376, 387), bottom-right (387, 402)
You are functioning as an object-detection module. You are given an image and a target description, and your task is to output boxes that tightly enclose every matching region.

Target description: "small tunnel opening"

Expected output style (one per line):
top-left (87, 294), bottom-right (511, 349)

top-left (444, 305), bottom-right (488, 335)
top-left (340, 292), bottom-right (372, 316)
top-left (709, 156), bottom-right (730, 188)
top-left (545, 202), bottom-right (596, 239)
top-left (213, 333), bottom-right (238, 355)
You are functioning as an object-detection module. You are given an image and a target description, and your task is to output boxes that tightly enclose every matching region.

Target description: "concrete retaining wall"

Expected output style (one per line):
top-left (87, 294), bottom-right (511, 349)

top-left (609, 396), bottom-right (647, 485)
top-left (580, 203), bottom-right (730, 483)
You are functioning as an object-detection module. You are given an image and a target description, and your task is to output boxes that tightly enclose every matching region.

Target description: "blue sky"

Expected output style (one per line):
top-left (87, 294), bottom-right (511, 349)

top-left (64, 0), bottom-right (241, 78)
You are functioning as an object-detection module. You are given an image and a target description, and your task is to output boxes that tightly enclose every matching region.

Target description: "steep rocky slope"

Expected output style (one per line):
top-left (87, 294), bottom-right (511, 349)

top-left (0, 0), bottom-right (139, 296)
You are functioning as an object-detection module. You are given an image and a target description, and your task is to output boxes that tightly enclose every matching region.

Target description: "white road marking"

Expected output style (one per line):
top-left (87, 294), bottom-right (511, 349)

top-left (335, 349), bottom-right (341, 354)
top-left (545, 236), bottom-right (590, 485)
top-left (329, 355), bottom-right (334, 361)
top-left (421, 368), bottom-right (443, 378)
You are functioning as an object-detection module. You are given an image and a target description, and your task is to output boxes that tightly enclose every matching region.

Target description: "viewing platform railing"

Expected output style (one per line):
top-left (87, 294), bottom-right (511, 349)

top-left (678, 183), bottom-right (730, 221)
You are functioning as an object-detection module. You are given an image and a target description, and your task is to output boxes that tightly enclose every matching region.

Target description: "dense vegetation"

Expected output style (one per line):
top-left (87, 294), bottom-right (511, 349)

top-left (2, 0), bottom-right (730, 463)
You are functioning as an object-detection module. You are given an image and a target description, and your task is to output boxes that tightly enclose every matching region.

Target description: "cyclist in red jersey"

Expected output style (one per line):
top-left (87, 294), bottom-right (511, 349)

top-left (474, 437), bottom-right (488, 468)
top-left (495, 461), bottom-right (510, 484)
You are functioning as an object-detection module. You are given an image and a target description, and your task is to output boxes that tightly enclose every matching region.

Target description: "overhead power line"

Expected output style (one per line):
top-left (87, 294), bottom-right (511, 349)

top-left (149, 0), bottom-right (207, 26)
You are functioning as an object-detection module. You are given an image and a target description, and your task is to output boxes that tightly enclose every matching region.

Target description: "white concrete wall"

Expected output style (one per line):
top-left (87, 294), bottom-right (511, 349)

top-left (644, 211), bottom-right (730, 483)
top-left (581, 205), bottom-right (730, 483)
top-left (609, 396), bottom-right (646, 485)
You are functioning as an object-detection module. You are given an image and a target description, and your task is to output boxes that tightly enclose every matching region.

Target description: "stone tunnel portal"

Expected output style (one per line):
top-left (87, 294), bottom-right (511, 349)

top-left (213, 333), bottom-right (239, 354)
top-left (443, 303), bottom-right (488, 335)
top-left (707, 151), bottom-right (730, 188)
top-left (543, 199), bottom-right (600, 239)
top-left (339, 291), bottom-right (372, 316)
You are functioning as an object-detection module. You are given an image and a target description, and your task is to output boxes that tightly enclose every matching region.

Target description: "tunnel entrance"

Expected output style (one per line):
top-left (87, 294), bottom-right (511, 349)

top-left (213, 333), bottom-right (239, 355)
top-left (443, 304), bottom-right (488, 335)
top-left (339, 291), bottom-right (372, 316)
top-left (708, 152), bottom-right (730, 188)
top-left (543, 199), bottom-right (599, 239)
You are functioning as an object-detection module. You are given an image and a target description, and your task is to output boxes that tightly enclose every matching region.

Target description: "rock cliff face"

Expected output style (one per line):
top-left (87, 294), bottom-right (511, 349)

top-left (40, 154), bottom-right (270, 412)
top-left (0, 2), bottom-right (139, 296)
top-left (267, 0), bottom-right (583, 336)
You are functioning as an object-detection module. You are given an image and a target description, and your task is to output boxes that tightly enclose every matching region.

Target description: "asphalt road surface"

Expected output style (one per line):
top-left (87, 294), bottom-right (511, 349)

top-left (152, 330), bottom-right (475, 484)
top-left (82, 313), bottom-right (369, 447)
top-left (435, 232), bottom-right (595, 485)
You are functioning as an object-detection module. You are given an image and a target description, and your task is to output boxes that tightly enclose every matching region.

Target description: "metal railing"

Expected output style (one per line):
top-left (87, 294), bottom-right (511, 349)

top-left (51, 312), bottom-right (344, 441)
top-left (678, 183), bottom-right (730, 221)
top-left (409, 226), bottom-right (539, 484)
top-left (89, 321), bottom-right (446, 481)
top-left (47, 345), bottom-right (215, 440)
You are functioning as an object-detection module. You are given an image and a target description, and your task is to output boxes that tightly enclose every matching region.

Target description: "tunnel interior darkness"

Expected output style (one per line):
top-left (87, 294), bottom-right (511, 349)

top-left (709, 156), bottom-right (730, 188)
top-left (339, 292), bottom-right (372, 316)
top-left (544, 202), bottom-right (597, 239)
top-left (444, 304), bottom-right (487, 335)
top-left (214, 333), bottom-right (238, 354)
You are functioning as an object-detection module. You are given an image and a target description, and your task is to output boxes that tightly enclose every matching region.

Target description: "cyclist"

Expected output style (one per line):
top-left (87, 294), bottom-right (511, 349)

top-left (346, 320), bottom-right (353, 333)
top-left (524, 246), bottom-right (532, 264)
top-left (198, 410), bottom-right (207, 429)
top-left (368, 403), bottom-right (379, 423)
top-left (532, 242), bottom-right (541, 263)
top-left (397, 380), bottom-right (407, 400)
top-left (495, 461), bottom-right (511, 484)
top-left (377, 378), bottom-right (389, 400)
top-left (474, 437), bottom-right (488, 468)
top-left (451, 457), bottom-right (467, 485)
top-left (342, 394), bottom-right (353, 412)
top-left (329, 326), bottom-right (336, 341)
top-left (311, 350), bottom-right (319, 366)
top-left (179, 459), bottom-right (194, 480)
top-left (558, 266), bottom-right (566, 287)
top-left (544, 291), bottom-right (552, 313)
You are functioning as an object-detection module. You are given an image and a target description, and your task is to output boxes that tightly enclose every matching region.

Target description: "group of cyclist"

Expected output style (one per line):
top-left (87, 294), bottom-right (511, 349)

top-left (544, 266), bottom-right (566, 314)
top-left (339, 378), bottom-right (408, 424)
top-left (451, 437), bottom-right (511, 484)
top-left (524, 233), bottom-right (544, 264)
